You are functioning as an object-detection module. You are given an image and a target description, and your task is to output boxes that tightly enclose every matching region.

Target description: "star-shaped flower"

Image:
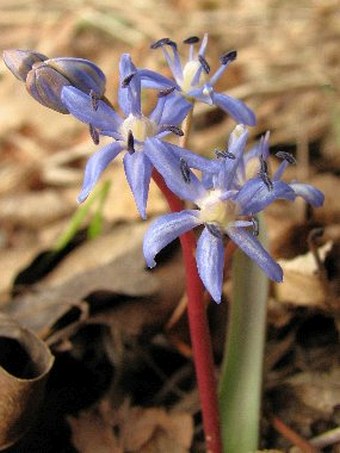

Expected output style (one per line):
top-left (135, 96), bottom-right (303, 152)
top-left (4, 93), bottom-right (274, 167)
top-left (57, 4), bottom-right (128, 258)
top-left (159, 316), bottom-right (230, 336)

top-left (143, 34), bottom-right (256, 126)
top-left (61, 54), bottom-right (189, 218)
top-left (143, 125), bottom-right (324, 303)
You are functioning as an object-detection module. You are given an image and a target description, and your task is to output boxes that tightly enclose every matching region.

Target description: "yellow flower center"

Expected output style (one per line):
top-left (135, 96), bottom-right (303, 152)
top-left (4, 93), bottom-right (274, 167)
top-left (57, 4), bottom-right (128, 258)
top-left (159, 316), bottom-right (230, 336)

top-left (120, 114), bottom-right (157, 145)
top-left (198, 190), bottom-right (236, 229)
top-left (180, 60), bottom-right (207, 94)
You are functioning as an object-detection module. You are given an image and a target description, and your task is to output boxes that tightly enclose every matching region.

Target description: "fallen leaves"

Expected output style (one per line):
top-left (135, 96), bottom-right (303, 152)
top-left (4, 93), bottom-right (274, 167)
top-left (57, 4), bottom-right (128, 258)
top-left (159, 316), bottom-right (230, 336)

top-left (67, 400), bottom-right (193, 453)
top-left (276, 242), bottom-right (333, 307)
top-left (0, 313), bottom-right (54, 450)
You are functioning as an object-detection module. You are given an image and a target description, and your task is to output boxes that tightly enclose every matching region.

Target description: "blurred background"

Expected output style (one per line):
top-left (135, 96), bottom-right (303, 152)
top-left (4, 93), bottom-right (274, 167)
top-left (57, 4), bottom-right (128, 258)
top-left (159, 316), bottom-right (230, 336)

top-left (0, 1), bottom-right (339, 451)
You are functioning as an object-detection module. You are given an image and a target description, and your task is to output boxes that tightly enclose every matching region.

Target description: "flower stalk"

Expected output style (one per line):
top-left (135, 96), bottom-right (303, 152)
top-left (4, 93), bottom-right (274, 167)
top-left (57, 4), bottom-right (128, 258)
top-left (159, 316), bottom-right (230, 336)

top-left (152, 169), bottom-right (222, 453)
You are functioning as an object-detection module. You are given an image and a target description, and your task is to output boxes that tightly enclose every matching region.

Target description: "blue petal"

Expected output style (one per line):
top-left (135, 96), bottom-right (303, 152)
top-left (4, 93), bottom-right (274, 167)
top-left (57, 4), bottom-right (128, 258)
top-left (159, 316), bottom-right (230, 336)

top-left (289, 182), bottom-right (325, 207)
top-left (211, 92), bottom-right (256, 126)
top-left (61, 86), bottom-right (122, 134)
top-left (151, 93), bottom-right (192, 126)
top-left (144, 138), bottom-right (206, 202)
top-left (143, 210), bottom-right (200, 267)
top-left (216, 124), bottom-right (249, 190)
top-left (139, 69), bottom-right (176, 90)
top-left (170, 141), bottom-right (219, 174)
top-left (118, 54), bottom-right (141, 116)
top-left (78, 141), bottom-right (123, 202)
top-left (236, 177), bottom-right (296, 215)
top-left (123, 151), bottom-right (153, 219)
top-left (196, 227), bottom-right (224, 303)
top-left (227, 226), bottom-right (283, 282)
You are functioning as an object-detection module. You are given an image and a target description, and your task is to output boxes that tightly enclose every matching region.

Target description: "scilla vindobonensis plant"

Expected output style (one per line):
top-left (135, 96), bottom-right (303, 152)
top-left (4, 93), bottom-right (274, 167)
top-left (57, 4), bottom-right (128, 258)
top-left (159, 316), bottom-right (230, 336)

top-left (3, 35), bottom-right (324, 453)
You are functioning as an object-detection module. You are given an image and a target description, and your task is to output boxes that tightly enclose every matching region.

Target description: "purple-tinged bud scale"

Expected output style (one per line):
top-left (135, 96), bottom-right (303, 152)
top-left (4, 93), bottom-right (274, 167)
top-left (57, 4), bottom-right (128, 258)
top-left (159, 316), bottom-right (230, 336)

top-left (3, 50), bottom-right (106, 113)
top-left (2, 49), bottom-right (47, 81)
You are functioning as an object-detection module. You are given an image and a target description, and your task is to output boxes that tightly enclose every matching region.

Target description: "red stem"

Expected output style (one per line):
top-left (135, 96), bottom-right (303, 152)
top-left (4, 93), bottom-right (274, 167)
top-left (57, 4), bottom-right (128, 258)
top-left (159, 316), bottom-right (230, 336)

top-left (152, 169), bottom-right (222, 453)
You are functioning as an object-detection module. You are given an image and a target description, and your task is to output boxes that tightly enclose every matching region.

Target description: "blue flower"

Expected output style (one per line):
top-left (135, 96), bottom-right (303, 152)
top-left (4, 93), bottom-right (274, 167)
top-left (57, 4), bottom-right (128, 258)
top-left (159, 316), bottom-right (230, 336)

top-left (61, 54), bottom-right (189, 218)
top-left (143, 125), bottom-right (324, 303)
top-left (239, 132), bottom-right (325, 208)
top-left (143, 34), bottom-right (256, 126)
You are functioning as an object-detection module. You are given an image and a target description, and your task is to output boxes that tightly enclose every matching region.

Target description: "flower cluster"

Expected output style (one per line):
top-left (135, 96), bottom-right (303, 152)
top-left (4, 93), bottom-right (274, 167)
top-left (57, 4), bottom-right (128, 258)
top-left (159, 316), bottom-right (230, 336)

top-left (3, 35), bottom-right (324, 302)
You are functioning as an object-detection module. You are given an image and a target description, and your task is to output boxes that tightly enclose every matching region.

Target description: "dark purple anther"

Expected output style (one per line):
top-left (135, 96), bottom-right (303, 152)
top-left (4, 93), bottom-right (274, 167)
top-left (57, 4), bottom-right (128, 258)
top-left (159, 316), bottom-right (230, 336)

top-left (276, 151), bottom-right (296, 165)
top-left (160, 125), bottom-right (184, 136)
top-left (259, 155), bottom-right (273, 191)
top-left (206, 223), bottom-right (223, 239)
top-left (121, 72), bottom-right (136, 88)
top-left (180, 157), bottom-right (191, 184)
top-left (183, 36), bottom-right (200, 44)
top-left (150, 38), bottom-right (177, 49)
top-left (89, 124), bottom-right (100, 145)
top-left (198, 54), bottom-right (210, 74)
top-left (219, 50), bottom-right (237, 65)
top-left (158, 86), bottom-right (176, 97)
top-left (215, 149), bottom-right (236, 159)
top-left (90, 89), bottom-right (99, 111)
top-left (127, 130), bottom-right (135, 154)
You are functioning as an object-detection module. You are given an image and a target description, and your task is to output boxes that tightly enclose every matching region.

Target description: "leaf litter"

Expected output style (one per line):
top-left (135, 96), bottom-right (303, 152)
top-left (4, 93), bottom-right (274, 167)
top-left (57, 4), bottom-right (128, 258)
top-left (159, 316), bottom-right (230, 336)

top-left (0, 1), bottom-right (339, 451)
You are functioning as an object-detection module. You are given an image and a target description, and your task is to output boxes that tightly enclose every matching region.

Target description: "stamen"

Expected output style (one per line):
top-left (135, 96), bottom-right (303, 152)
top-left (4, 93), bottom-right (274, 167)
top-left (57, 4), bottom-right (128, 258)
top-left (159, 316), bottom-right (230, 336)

top-left (183, 36), bottom-right (200, 44)
top-left (121, 72), bottom-right (136, 88)
top-left (220, 50), bottom-right (237, 65)
top-left (198, 54), bottom-right (210, 74)
top-left (259, 155), bottom-right (273, 191)
top-left (259, 154), bottom-right (269, 174)
top-left (206, 223), bottom-right (223, 239)
top-left (89, 124), bottom-right (100, 145)
top-left (179, 158), bottom-right (191, 183)
top-left (127, 130), bottom-right (135, 154)
top-left (158, 86), bottom-right (176, 97)
top-left (275, 151), bottom-right (296, 165)
top-left (89, 89), bottom-right (99, 111)
top-left (150, 38), bottom-right (177, 49)
top-left (215, 148), bottom-right (236, 159)
top-left (159, 124), bottom-right (184, 136)
top-left (251, 217), bottom-right (259, 236)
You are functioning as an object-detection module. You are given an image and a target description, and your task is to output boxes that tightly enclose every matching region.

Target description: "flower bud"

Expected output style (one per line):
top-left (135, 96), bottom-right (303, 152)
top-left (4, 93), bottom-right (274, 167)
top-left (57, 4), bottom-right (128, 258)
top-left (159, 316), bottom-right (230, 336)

top-left (2, 49), bottom-right (47, 81)
top-left (3, 50), bottom-right (106, 113)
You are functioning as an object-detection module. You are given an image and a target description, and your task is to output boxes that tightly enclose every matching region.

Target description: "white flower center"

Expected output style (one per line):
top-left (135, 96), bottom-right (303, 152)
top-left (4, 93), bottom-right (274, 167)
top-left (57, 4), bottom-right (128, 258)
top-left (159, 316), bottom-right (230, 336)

top-left (120, 114), bottom-right (157, 145)
top-left (198, 189), bottom-right (236, 229)
top-left (180, 60), bottom-right (207, 94)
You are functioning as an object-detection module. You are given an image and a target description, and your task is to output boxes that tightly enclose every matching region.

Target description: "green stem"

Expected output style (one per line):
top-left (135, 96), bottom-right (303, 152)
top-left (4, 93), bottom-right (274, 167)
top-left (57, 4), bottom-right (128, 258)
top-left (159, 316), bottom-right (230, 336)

top-left (219, 213), bottom-right (269, 453)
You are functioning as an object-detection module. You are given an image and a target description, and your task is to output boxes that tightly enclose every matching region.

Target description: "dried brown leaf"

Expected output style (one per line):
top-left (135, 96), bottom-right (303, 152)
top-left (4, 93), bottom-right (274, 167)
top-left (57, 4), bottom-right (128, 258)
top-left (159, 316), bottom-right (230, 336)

top-left (42, 222), bottom-right (150, 288)
top-left (0, 190), bottom-right (74, 229)
top-left (121, 407), bottom-right (193, 452)
top-left (275, 242), bottom-right (333, 307)
top-left (310, 174), bottom-right (340, 223)
top-left (67, 404), bottom-right (121, 453)
top-left (286, 366), bottom-right (340, 417)
top-left (0, 245), bottom-right (40, 299)
top-left (68, 401), bottom-right (193, 453)
top-left (3, 221), bottom-right (184, 340)
top-left (0, 313), bottom-right (54, 450)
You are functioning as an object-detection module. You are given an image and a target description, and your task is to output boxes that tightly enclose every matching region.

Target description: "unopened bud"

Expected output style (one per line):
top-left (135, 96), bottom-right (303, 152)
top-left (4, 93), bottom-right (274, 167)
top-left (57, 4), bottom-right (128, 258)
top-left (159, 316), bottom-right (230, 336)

top-left (3, 50), bottom-right (106, 113)
top-left (2, 49), bottom-right (47, 81)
